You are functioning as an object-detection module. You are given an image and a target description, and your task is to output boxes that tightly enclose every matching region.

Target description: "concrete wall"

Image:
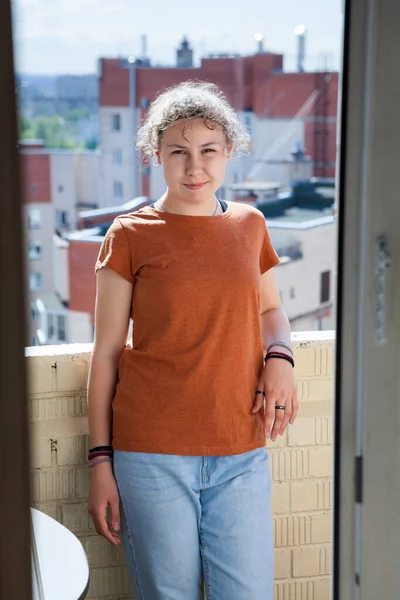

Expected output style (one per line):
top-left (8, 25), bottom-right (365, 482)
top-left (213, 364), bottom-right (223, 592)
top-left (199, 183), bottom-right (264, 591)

top-left (27, 333), bottom-right (334, 599)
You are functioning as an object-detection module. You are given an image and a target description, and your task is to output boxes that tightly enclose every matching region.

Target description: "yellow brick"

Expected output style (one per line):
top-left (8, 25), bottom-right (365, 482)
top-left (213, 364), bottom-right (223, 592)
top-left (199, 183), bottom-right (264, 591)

top-left (311, 514), bottom-right (332, 544)
top-left (274, 578), bottom-right (329, 600)
top-left (293, 348), bottom-right (316, 377)
top-left (77, 466), bottom-right (90, 499)
top-left (290, 481), bottom-right (331, 512)
top-left (313, 578), bottom-right (331, 599)
top-left (315, 416), bottom-right (333, 444)
top-left (55, 356), bottom-right (88, 392)
top-left (274, 515), bottom-right (312, 547)
top-left (293, 545), bottom-right (331, 577)
top-left (30, 438), bottom-right (53, 468)
top-left (56, 435), bottom-right (86, 466)
top-left (29, 394), bottom-right (87, 422)
top-left (296, 400), bottom-right (332, 418)
top-left (309, 447), bottom-right (333, 478)
top-left (26, 355), bottom-right (56, 394)
top-left (296, 377), bottom-right (333, 403)
top-left (59, 502), bottom-right (95, 535)
top-left (81, 535), bottom-right (125, 568)
top-left (32, 502), bottom-right (59, 521)
top-left (274, 548), bottom-right (291, 579)
top-left (88, 566), bottom-right (132, 598)
top-left (270, 448), bottom-right (310, 481)
top-left (31, 467), bottom-right (78, 502)
top-left (293, 547), bottom-right (320, 577)
top-left (271, 483), bottom-right (290, 514)
top-left (288, 417), bottom-right (316, 446)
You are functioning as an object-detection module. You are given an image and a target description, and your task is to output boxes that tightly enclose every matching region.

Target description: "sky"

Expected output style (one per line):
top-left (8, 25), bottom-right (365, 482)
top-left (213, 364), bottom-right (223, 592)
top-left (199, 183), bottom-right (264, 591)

top-left (12, 0), bottom-right (344, 75)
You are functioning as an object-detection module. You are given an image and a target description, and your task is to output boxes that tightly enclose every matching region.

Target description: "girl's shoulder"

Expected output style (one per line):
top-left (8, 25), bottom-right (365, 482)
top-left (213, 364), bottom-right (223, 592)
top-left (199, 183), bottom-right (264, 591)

top-left (228, 201), bottom-right (266, 223)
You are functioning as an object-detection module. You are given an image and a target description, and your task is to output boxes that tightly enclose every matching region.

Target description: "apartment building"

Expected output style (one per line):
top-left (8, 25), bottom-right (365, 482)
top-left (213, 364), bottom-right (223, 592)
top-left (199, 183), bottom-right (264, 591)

top-left (97, 50), bottom-right (338, 208)
top-left (20, 141), bottom-right (101, 345)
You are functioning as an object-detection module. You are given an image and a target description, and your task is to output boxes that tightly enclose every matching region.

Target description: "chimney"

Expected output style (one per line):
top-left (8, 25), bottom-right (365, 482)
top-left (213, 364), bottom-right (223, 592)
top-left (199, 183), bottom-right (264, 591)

top-left (177, 36), bottom-right (193, 68)
top-left (294, 25), bottom-right (306, 72)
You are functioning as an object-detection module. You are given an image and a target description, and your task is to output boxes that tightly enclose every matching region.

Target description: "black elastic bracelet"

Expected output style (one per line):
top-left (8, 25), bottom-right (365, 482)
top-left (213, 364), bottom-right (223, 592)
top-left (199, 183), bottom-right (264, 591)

top-left (264, 352), bottom-right (295, 368)
top-left (89, 445), bottom-right (113, 453)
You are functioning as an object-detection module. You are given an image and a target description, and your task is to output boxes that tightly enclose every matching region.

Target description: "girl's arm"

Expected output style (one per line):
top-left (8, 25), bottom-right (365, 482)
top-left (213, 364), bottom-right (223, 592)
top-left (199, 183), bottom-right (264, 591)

top-left (88, 268), bottom-right (133, 447)
top-left (251, 269), bottom-right (298, 441)
top-left (259, 269), bottom-right (292, 352)
top-left (87, 268), bottom-right (133, 545)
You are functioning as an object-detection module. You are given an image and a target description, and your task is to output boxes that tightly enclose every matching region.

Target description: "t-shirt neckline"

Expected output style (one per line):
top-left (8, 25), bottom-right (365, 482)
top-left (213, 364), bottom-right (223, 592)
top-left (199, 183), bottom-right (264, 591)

top-left (145, 201), bottom-right (232, 222)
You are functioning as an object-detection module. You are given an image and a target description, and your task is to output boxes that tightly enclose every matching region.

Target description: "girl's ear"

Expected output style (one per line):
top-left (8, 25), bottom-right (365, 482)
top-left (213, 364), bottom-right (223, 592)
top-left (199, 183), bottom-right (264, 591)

top-left (155, 151), bottom-right (162, 165)
top-left (224, 144), bottom-right (233, 161)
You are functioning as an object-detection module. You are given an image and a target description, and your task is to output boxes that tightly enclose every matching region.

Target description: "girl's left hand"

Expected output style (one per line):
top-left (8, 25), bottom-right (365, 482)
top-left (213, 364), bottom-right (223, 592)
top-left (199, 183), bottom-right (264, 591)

top-left (251, 357), bottom-right (299, 441)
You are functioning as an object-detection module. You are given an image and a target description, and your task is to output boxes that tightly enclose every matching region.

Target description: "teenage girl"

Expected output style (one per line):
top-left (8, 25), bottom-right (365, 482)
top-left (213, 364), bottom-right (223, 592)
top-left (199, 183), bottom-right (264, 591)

top-left (88, 81), bottom-right (298, 600)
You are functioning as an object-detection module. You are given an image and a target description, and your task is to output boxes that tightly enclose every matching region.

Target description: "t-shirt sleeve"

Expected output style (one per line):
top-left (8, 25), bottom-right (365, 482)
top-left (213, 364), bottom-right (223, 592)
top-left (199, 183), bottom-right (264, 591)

top-left (95, 218), bottom-right (135, 284)
top-left (260, 221), bottom-right (280, 274)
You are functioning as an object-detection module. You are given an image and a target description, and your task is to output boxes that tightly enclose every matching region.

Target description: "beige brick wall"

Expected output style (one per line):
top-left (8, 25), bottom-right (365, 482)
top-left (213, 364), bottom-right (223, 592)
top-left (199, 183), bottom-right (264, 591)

top-left (27, 333), bottom-right (334, 600)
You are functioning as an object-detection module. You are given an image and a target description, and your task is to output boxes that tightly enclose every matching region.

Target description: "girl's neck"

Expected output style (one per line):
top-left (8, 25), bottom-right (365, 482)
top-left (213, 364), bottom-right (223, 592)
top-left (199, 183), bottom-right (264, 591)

top-left (156, 192), bottom-right (221, 216)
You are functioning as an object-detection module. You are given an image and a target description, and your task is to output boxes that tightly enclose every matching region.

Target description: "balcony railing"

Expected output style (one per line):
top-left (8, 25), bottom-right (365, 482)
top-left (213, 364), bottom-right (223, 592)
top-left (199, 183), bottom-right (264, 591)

top-left (27, 331), bottom-right (334, 600)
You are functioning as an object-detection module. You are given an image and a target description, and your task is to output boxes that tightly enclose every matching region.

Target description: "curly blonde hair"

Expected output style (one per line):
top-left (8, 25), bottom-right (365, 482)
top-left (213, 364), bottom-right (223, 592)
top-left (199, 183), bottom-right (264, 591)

top-left (136, 80), bottom-right (251, 157)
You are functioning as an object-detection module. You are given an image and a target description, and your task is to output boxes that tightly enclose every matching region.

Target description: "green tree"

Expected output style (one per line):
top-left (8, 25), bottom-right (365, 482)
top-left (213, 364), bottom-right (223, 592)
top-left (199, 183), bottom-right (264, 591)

top-left (31, 116), bottom-right (79, 149)
top-left (85, 136), bottom-right (98, 150)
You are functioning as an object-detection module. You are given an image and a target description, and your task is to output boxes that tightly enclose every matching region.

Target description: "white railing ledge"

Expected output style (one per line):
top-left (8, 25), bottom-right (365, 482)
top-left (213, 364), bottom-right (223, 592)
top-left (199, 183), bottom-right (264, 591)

top-left (24, 332), bottom-right (336, 359)
top-left (25, 343), bottom-right (93, 357)
top-left (291, 330), bottom-right (335, 345)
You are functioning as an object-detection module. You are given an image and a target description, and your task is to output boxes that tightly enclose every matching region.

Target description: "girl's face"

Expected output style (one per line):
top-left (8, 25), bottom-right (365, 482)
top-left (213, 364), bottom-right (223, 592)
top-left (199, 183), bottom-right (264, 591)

top-left (156, 118), bottom-right (232, 204)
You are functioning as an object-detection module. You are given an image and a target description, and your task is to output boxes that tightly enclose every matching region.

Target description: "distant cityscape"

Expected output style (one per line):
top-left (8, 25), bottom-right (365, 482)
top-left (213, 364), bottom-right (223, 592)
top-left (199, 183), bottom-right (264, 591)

top-left (19, 35), bottom-right (338, 346)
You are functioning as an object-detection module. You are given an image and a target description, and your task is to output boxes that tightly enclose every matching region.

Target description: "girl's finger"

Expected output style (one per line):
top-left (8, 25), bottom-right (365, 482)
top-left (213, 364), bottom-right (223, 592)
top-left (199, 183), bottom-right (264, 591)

top-left (279, 399), bottom-right (292, 435)
top-left (251, 389), bottom-right (265, 413)
top-left (264, 390), bottom-right (276, 438)
top-left (270, 405), bottom-right (285, 441)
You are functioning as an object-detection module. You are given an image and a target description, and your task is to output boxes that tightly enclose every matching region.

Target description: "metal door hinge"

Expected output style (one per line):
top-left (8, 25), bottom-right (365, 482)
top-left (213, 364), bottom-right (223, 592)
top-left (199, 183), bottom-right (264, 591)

top-left (355, 455), bottom-right (363, 504)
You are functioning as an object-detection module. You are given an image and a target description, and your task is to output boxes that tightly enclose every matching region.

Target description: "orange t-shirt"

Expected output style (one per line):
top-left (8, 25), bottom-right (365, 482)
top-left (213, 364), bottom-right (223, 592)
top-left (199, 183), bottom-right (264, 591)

top-left (95, 202), bottom-right (279, 455)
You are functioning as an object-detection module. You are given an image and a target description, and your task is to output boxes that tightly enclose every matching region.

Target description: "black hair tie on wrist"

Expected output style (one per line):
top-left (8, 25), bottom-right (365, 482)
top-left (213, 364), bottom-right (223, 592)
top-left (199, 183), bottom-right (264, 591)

top-left (264, 352), bottom-right (295, 368)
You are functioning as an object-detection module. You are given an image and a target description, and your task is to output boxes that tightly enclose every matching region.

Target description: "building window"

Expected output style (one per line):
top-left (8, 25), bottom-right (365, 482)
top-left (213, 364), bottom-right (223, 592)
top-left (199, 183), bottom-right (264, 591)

top-left (112, 148), bottom-right (123, 165)
top-left (58, 185), bottom-right (64, 193)
top-left (47, 313), bottom-right (67, 342)
top-left (112, 114), bottom-right (121, 131)
top-left (28, 240), bottom-right (41, 260)
top-left (31, 185), bottom-right (37, 194)
top-left (289, 287), bottom-right (295, 299)
top-left (47, 313), bottom-right (55, 339)
top-left (57, 315), bottom-right (66, 342)
top-left (113, 181), bottom-right (123, 199)
top-left (28, 208), bottom-right (41, 229)
top-left (29, 272), bottom-right (42, 291)
top-left (56, 209), bottom-right (69, 229)
top-left (320, 271), bottom-right (331, 303)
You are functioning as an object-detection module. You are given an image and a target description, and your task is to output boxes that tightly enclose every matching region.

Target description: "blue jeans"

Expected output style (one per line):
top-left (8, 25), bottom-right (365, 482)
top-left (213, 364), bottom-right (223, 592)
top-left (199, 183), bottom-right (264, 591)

top-left (113, 447), bottom-right (274, 600)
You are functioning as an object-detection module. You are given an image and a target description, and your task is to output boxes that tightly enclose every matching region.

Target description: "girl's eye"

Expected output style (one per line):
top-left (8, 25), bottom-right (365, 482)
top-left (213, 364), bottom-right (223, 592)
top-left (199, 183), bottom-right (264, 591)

top-left (172, 150), bottom-right (185, 155)
top-left (202, 148), bottom-right (215, 153)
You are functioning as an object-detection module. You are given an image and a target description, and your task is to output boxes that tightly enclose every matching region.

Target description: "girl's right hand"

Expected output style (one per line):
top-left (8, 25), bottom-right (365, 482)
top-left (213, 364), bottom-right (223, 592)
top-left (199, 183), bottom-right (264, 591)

top-left (88, 462), bottom-right (121, 545)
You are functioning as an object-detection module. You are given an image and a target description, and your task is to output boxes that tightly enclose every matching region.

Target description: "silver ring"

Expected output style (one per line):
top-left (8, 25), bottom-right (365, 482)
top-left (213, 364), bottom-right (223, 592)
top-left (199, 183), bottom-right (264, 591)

top-left (275, 405), bottom-right (285, 410)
